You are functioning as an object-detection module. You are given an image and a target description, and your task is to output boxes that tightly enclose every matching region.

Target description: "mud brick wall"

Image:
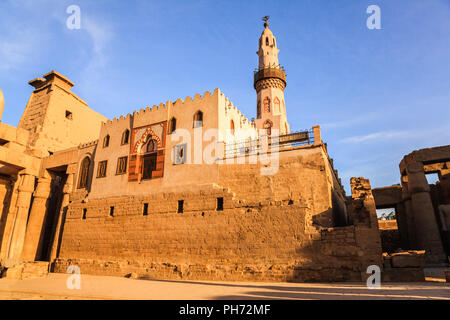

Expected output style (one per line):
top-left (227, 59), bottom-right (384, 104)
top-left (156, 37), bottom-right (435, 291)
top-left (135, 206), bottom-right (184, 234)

top-left (53, 186), bottom-right (371, 282)
top-left (53, 152), bottom-right (379, 282)
top-left (217, 148), bottom-right (337, 227)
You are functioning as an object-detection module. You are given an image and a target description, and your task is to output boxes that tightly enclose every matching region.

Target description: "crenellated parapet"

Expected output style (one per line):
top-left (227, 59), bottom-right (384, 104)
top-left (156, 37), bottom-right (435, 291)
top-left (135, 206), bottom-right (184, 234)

top-left (78, 140), bottom-right (99, 150)
top-left (102, 89), bottom-right (222, 130)
top-left (102, 113), bottom-right (133, 128)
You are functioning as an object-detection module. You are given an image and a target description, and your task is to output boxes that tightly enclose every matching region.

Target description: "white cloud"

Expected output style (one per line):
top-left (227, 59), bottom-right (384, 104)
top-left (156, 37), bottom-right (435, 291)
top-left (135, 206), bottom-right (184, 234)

top-left (322, 112), bottom-right (383, 130)
top-left (73, 14), bottom-right (115, 103)
top-left (340, 125), bottom-right (450, 144)
top-left (82, 16), bottom-right (114, 69)
top-left (0, 14), bottom-right (42, 71)
top-left (340, 130), bottom-right (412, 143)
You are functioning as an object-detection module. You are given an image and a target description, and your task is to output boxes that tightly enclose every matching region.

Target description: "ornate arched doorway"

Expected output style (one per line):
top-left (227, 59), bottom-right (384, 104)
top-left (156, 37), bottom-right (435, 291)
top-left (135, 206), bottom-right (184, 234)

top-left (141, 137), bottom-right (158, 180)
top-left (128, 122), bottom-right (167, 182)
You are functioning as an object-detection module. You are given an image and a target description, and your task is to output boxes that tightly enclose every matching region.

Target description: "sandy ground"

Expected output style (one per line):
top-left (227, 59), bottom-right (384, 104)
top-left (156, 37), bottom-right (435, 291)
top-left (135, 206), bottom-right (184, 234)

top-left (0, 273), bottom-right (449, 300)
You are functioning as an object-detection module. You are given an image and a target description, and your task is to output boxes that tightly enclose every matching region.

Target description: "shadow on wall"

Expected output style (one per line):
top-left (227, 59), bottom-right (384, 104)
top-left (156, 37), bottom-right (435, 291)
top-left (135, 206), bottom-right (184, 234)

top-left (311, 189), bottom-right (350, 228)
top-left (37, 173), bottom-right (67, 262)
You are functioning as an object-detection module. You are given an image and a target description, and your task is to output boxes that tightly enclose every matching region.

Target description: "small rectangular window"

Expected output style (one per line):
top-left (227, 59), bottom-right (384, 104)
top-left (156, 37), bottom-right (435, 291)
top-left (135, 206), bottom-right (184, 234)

top-left (97, 160), bottom-right (108, 178)
top-left (143, 203), bottom-right (149, 216)
top-left (65, 110), bottom-right (73, 120)
top-left (178, 200), bottom-right (184, 214)
top-left (173, 144), bottom-right (187, 165)
top-left (82, 208), bottom-right (87, 220)
top-left (217, 197), bottom-right (224, 211)
top-left (116, 156), bottom-right (128, 175)
top-left (110, 206), bottom-right (115, 217)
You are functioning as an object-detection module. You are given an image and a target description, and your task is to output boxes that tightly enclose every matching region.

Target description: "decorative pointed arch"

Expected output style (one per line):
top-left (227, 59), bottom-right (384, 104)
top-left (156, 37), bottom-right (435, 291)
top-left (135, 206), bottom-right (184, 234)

top-left (121, 129), bottom-right (130, 145)
top-left (230, 120), bottom-right (235, 135)
top-left (129, 122), bottom-right (166, 182)
top-left (103, 134), bottom-right (110, 148)
top-left (78, 156), bottom-right (91, 189)
top-left (133, 128), bottom-right (162, 154)
top-left (168, 117), bottom-right (177, 134)
top-left (263, 97), bottom-right (271, 113)
top-left (274, 97), bottom-right (280, 112)
top-left (193, 110), bottom-right (203, 128)
top-left (257, 100), bottom-right (261, 119)
top-left (145, 138), bottom-right (158, 153)
top-left (263, 119), bottom-right (273, 136)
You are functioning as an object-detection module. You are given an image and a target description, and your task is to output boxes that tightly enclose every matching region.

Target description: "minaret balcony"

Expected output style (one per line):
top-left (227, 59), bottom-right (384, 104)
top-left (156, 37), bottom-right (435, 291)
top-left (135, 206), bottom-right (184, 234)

top-left (254, 66), bottom-right (286, 89)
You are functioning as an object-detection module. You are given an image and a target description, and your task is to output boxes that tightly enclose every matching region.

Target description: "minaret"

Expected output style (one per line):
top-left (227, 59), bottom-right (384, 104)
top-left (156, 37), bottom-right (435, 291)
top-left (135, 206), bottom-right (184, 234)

top-left (254, 17), bottom-right (290, 136)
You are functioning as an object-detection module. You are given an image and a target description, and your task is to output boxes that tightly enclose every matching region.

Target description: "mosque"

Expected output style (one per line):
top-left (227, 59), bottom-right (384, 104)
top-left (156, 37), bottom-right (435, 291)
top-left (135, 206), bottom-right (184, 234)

top-left (0, 19), bottom-right (442, 282)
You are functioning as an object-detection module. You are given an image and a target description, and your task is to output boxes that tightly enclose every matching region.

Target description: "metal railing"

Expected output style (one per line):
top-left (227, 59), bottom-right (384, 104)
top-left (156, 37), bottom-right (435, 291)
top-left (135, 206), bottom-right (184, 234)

top-left (253, 66), bottom-right (287, 86)
top-left (223, 129), bottom-right (314, 158)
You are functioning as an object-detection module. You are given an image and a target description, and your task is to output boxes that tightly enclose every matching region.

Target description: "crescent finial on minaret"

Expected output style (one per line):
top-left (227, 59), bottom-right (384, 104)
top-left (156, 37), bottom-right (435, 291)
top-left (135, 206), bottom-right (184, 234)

top-left (262, 16), bottom-right (270, 28)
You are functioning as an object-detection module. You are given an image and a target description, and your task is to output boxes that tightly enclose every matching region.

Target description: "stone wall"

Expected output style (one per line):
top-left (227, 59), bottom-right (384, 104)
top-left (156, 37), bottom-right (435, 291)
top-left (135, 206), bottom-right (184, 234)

top-left (52, 151), bottom-right (380, 283)
top-left (53, 191), bottom-right (367, 282)
top-left (18, 71), bottom-right (108, 156)
top-left (378, 220), bottom-right (401, 253)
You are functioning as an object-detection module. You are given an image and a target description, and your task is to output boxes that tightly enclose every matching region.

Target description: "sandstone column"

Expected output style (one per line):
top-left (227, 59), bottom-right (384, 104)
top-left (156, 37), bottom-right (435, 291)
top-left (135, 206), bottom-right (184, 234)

top-left (21, 176), bottom-right (52, 261)
top-left (406, 158), bottom-right (447, 264)
top-left (0, 177), bottom-right (19, 261)
top-left (6, 174), bottom-right (35, 263)
top-left (49, 174), bottom-right (73, 262)
top-left (401, 177), bottom-right (417, 249)
top-left (394, 201), bottom-right (409, 250)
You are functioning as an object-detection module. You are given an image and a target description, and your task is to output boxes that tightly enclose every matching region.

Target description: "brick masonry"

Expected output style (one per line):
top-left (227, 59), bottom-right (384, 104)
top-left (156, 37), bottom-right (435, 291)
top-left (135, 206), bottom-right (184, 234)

top-left (53, 156), bottom-right (382, 282)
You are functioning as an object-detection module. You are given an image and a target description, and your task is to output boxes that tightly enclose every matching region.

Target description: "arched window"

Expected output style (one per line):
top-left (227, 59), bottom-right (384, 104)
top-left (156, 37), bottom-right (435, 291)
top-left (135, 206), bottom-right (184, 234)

top-left (168, 117), bottom-right (177, 134)
top-left (274, 97), bottom-right (280, 112)
top-left (263, 120), bottom-right (273, 136)
top-left (230, 120), bottom-right (235, 135)
top-left (142, 139), bottom-right (158, 180)
top-left (103, 135), bottom-right (110, 148)
top-left (193, 111), bottom-right (203, 128)
top-left (263, 97), bottom-right (271, 113)
top-left (121, 129), bottom-right (130, 145)
top-left (78, 157), bottom-right (90, 189)
top-left (146, 139), bottom-right (157, 153)
top-left (257, 100), bottom-right (261, 119)
top-left (266, 37), bottom-right (269, 46)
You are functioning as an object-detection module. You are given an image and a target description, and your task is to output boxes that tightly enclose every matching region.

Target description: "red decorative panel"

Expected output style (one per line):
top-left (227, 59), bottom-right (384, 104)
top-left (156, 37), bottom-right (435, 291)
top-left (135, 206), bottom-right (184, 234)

top-left (128, 155), bottom-right (138, 181)
top-left (128, 121), bottom-right (167, 182)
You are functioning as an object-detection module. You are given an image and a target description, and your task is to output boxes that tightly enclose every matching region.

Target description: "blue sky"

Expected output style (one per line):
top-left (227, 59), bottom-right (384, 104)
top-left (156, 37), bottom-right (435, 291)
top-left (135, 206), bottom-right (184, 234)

top-left (1, 0), bottom-right (449, 193)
